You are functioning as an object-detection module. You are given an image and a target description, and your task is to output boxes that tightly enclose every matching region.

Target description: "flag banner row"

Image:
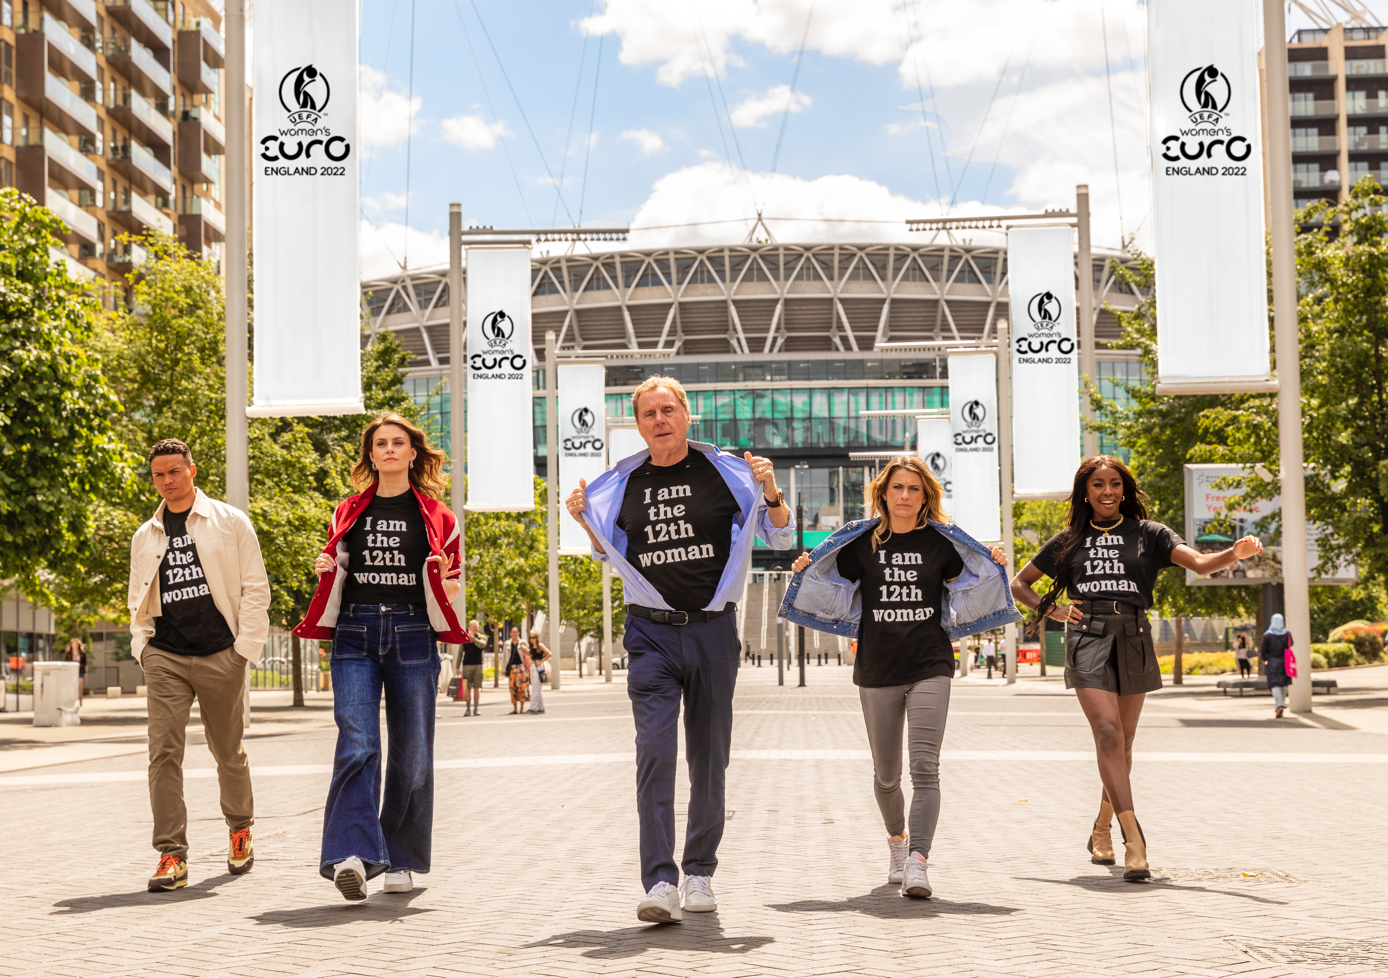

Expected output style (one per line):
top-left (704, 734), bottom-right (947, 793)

top-left (251, 0), bottom-right (362, 417)
top-left (947, 353), bottom-right (1001, 543)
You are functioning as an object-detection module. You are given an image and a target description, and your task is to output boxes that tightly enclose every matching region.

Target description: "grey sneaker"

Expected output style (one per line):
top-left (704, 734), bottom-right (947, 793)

top-left (887, 833), bottom-right (908, 884)
top-left (636, 881), bottom-right (682, 923)
top-left (901, 852), bottom-right (932, 898)
top-left (382, 869), bottom-right (412, 893)
top-left (681, 875), bottom-right (717, 912)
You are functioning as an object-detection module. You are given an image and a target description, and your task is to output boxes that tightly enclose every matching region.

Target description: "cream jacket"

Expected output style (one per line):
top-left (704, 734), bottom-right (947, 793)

top-left (127, 488), bottom-right (272, 665)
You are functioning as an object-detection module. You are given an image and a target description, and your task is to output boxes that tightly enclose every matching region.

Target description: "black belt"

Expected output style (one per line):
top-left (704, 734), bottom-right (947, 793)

top-left (1085, 600), bottom-right (1143, 616)
top-left (626, 604), bottom-right (736, 626)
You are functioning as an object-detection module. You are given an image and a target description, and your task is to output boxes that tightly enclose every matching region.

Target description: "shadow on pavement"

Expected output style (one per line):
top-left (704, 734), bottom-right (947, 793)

top-left (251, 888), bottom-right (432, 927)
top-left (526, 915), bottom-right (773, 959)
top-left (51, 873), bottom-right (243, 914)
top-left (1017, 875), bottom-right (1290, 905)
top-left (769, 885), bottom-right (1020, 919)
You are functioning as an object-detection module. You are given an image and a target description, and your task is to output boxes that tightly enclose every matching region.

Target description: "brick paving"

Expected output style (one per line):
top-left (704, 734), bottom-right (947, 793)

top-left (2, 661), bottom-right (1387, 978)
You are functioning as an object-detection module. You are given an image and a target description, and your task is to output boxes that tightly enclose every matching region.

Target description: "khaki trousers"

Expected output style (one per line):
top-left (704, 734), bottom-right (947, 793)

top-left (143, 647), bottom-right (254, 859)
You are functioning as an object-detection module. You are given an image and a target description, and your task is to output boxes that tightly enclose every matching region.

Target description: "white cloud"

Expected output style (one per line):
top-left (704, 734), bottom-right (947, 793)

top-left (360, 66), bottom-right (421, 147)
top-left (361, 192), bottom-right (411, 213)
top-left (360, 220), bottom-right (449, 280)
top-left (441, 114), bottom-right (513, 150)
top-left (621, 128), bottom-right (667, 155)
top-left (729, 84), bottom-right (811, 127)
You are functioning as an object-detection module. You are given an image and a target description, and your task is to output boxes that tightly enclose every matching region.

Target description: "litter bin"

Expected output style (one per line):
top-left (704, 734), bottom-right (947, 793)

top-left (33, 661), bottom-right (81, 727)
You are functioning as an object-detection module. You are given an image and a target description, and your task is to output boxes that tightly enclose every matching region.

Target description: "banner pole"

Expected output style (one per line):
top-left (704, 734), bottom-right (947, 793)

top-left (449, 204), bottom-right (465, 628)
top-left (1076, 184), bottom-right (1097, 460)
top-left (602, 562), bottom-right (613, 683)
top-left (224, 0), bottom-right (247, 512)
top-left (1262, 0), bottom-right (1313, 713)
top-left (546, 330), bottom-right (562, 690)
top-left (997, 319), bottom-right (1017, 685)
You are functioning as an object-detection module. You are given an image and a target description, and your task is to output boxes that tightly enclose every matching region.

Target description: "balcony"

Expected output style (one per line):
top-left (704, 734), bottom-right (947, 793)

top-left (178, 196), bottom-right (224, 253)
top-left (106, 0), bottom-right (172, 52)
top-left (40, 0), bottom-right (96, 30)
top-left (44, 188), bottom-right (99, 245)
top-left (50, 244), bottom-right (98, 281)
top-left (1347, 58), bottom-right (1388, 76)
top-left (1290, 99), bottom-right (1338, 117)
top-left (106, 37), bottom-right (173, 98)
top-left (1348, 169), bottom-right (1388, 188)
top-left (181, 106), bottom-right (223, 153)
top-left (18, 71), bottom-right (98, 139)
top-left (179, 142), bottom-right (218, 184)
top-left (189, 17), bottom-right (223, 67)
top-left (110, 191), bottom-right (173, 236)
top-left (17, 12), bottom-right (97, 84)
top-left (1289, 60), bottom-right (1336, 77)
top-left (108, 240), bottom-right (148, 270)
top-left (109, 140), bottom-right (173, 195)
top-left (16, 127), bottom-right (101, 200)
top-left (1348, 132), bottom-right (1388, 151)
top-left (1292, 171), bottom-right (1340, 190)
top-left (1291, 134), bottom-right (1339, 152)
top-left (177, 19), bottom-right (222, 92)
top-left (109, 88), bottom-right (173, 148)
top-left (1347, 94), bottom-right (1388, 115)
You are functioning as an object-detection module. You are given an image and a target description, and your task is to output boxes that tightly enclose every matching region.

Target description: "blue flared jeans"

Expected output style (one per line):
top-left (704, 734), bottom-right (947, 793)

top-left (319, 603), bottom-right (440, 880)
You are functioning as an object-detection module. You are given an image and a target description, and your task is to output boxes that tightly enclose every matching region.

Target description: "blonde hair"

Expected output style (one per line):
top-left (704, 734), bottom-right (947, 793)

top-left (350, 412), bottom-right (449, 498)
top-left (631, 375), bottom-right (690, 417)
top-left (865, 455), bottom-right (950, 550)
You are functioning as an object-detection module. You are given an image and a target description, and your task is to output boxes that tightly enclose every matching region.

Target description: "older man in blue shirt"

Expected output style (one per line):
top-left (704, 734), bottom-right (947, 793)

top-left (567, 376), bottom-right (793, 923)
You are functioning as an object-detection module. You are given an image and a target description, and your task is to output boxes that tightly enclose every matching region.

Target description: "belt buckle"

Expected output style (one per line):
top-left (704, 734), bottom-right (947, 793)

top-left (1110, 600), bottom-right (1121, 615)
top-left (669, 610), bottom-right (690, 626)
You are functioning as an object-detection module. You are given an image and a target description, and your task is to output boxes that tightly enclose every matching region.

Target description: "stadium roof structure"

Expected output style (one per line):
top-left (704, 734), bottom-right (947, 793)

top-left (362, 241), bottom-right (1147, 371)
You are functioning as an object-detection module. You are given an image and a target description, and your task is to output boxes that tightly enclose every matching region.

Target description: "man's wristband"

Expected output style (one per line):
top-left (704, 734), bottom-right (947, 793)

top-left (764, 490), bottom-right (784, 509)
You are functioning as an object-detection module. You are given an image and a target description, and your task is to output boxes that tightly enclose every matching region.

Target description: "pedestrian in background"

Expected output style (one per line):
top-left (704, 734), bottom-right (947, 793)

top-left (983, 637), bottom-right (997, 679)
top-left (63, 638), bottom-right (87, 705)
top-left (127, 438), bottom-right (270, 892)
top-left (526, 630), bottom-right (551, 714)
top-left (298, 412), bottom-right (464, 902)
top-left (1260, 614), bottom-right (1294, 719)
top-left (503, 626), bottom-right (530, 714)
top-left (1235, 633), bottom-right (1252, 679)
top-left (458, 620), bottom-right (486, 716)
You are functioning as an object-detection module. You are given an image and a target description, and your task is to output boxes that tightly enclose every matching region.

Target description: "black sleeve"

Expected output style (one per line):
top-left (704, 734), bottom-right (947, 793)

top-left (943, 546), bottom-right (965, 581)
top-left (836, 538), bottom-right (864, 583)
top-left (1031, 532), bottom-right (1065, 578)
top-left (1146, 521), bottom-right (1186, 568)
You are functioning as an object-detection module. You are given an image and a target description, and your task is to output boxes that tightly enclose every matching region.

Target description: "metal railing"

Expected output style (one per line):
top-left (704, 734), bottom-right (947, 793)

top-left (251, 633), bottom-right (323, 690)
top-left (1347, 58), bottom-right (1388, 75)
top-left (1288, 60), bottom-right (1335, 76)
top-left (1290, 99), bottom-right (1338, 116)
top-left (1291, 134), bottom-right (1338, 152)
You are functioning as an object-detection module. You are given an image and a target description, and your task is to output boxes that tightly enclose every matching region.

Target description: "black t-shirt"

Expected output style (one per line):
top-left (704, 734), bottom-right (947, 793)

top-left (343, 491), bottom-right (430, 606)
top-left (1031, 517), bottom-right (1184, 610)
top-left (149, 506), bottom-right (236, 657)
top-left (837, 526), bottom-right (965, 687)
top-left (505, 641), bottom-right (523, 669)
top-left (461, 639), bottom-right (484, 666)
top-left (617, 449), bottom-right (740, 612)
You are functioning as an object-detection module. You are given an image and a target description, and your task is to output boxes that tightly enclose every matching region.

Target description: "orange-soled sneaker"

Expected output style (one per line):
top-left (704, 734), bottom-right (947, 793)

top-left (228, 828), bottom-right (254, 875)
top-left (148, 854), bottom-right (188, 892)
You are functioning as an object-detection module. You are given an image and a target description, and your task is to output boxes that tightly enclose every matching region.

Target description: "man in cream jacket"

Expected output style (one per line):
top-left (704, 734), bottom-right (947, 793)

top-left (127, 439), bottom-right (270, 892)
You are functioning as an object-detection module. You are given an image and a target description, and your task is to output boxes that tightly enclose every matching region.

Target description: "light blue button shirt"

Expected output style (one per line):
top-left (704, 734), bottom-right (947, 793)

top-left (580, 439), bottom-right (797, 612)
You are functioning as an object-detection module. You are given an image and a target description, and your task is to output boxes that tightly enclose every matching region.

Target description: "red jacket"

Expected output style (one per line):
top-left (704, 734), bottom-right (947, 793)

top-left (294, 482), bottom-right (466, 643)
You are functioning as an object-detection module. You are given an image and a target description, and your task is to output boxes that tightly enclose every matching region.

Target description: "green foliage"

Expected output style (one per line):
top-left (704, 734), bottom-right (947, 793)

top-left (560, 553), bottom-right (624, 647)
top-left (0, 187), bottom-right (122, 592)
top-left (463, 476), bottom-right (548, 626)
top-left (1310, 650), bottom-right (1328, 670)
top-left (1012, 500), bottom-right (1069, 635)
top-left (1311, 642), bottom-right (1358, 668)
top-left (1157, 652), bottom-right (1235, 675)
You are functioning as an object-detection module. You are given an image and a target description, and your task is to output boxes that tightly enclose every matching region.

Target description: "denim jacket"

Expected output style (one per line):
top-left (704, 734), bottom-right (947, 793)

top-left (778, 518), bottom-right (1022, 641)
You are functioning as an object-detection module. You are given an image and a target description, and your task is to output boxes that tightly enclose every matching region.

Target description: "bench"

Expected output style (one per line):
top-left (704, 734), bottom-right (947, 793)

top-left (1215, 679), bottom-right (1338, 696)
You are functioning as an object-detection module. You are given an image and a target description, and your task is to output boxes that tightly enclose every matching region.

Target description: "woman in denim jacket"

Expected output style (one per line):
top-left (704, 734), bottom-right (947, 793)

top-left (781, 456), bottom-right (1017, 899)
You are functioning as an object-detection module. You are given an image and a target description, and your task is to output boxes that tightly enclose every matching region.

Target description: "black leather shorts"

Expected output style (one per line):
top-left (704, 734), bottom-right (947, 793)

top-left (1064, 609), bottom-right (1161, 696)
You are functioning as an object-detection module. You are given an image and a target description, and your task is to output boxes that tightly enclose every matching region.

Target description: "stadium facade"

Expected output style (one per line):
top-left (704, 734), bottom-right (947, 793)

top-left (363, 240), bottom-right (1146, 558)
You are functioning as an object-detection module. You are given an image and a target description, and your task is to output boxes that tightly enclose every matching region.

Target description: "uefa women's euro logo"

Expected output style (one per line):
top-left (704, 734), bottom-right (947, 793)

top-left (261, 64), bottom-right (352, 171)
top-left (470, 309), bottom-right (528, 376)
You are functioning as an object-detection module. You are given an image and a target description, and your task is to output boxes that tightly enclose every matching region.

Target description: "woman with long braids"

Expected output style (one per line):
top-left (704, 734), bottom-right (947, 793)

top-left (1009, 456), bottom-right (1262, 880)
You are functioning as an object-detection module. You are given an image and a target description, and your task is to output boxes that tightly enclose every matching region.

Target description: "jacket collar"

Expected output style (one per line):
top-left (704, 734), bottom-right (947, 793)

top-left (151, 487), bottom-right (213, 531)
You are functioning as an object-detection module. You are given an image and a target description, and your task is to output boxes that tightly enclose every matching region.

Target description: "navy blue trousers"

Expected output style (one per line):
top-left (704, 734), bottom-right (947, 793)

top-left (625, 612), bottom-right (740, 890)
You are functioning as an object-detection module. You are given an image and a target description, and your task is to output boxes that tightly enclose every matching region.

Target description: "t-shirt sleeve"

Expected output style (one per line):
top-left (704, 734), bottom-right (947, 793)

top-left (1147, 522), bottom-right (1185, 568)
top-left (1031, 533), bottom-right (1065, 578)
top-left (836, 539), bottom-right (865, 583)
top-left (943, 546), bottom-right (965, 581)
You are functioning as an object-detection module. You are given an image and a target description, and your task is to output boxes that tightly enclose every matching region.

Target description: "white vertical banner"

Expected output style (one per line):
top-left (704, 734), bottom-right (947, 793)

top-left (1148, 0), bottom-right (1270, 385)
top-left (250, 0), bottom-right (362, 417)
top-left (914, 417), bottom-right (953, 512)
top-left (466, 247), bottom-right (534, 512)
top-left (1008, 226), bottom-right (1081, 492)
top-left (606, 424), bottom-right (648, 468)
top-left (948, 354), bottom-right (1001, 542)
top-left (558, 362), bottom-right (607, 553)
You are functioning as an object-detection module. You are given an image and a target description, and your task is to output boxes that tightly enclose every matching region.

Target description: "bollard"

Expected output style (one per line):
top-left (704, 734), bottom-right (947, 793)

top-left (106, 686), bottom-right (122, 699)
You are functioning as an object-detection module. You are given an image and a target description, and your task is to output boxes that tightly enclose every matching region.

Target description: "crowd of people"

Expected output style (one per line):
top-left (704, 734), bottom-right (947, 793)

top-left (120, 374), bottom-right (1275, 916)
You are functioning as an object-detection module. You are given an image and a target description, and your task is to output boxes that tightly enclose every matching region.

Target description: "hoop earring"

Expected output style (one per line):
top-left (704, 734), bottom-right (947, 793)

top-left (371, 461), bottom-right (377, 470)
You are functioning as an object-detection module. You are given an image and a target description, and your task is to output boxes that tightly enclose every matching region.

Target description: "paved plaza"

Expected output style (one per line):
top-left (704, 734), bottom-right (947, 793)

top-left (2, 661), bottom-right (1388, 978)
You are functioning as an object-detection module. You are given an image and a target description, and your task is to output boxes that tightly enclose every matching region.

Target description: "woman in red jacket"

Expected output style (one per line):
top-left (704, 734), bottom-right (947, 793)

top-left (296, 412), bottom-right (465, 902)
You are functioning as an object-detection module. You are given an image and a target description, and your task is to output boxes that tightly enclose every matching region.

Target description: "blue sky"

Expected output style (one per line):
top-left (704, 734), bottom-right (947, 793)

top-left (349, 0), bottom-right (1351, 278)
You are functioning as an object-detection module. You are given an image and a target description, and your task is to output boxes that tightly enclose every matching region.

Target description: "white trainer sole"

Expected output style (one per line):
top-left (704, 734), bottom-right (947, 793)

top-left (334, 869), bottom-right (366, 901)
top-left (636, 899), bottom-right (682, 923)
top-left (902, 880), bottom-right (933, 898)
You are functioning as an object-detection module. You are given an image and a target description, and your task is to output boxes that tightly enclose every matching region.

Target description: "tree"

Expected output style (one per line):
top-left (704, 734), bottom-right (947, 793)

top-left (0, 187), bottom-right (122, 594)
top-left (463, 476), bottom-right (548, 627)
top-left (560, 554), bottom-right (624, 649)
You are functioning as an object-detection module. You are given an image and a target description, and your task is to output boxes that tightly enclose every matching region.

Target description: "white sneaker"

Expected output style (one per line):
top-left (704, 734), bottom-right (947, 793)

top-left (382, 869), bottom-right (413, 893)
top-left (636, 881), bottom-right (682, 923)
top-left (887, 833), bottom-right (909, 884)
top-left (901, 852), bottom-right (932, 898)
top-left (680, 875), bottom-right (717, 912)
top-left (333, 856), bottom-right (367, 902)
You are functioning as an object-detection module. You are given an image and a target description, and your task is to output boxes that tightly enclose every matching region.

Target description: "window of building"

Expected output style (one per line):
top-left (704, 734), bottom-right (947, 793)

top-left (0, 41), bottom-right (11, 88)
top-left (20, 111), bottom-right (28, 144)
top-left (0, 158), bottom-right (12, 188)
top-left (1, 1), bottom-right (10, 29)
top-left (1, 100), bottom-right (11, 146)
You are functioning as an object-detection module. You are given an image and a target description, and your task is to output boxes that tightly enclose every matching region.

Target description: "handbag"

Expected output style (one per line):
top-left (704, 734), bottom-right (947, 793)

top-left (1284, 638), bottom-right (1298, 679)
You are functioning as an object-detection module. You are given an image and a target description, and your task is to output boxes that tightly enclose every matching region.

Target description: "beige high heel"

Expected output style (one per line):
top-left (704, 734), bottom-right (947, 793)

top-left (1116, 810), bottom-right (1151, 881)
top-left (1086, 799), bottom-right (1115, 865)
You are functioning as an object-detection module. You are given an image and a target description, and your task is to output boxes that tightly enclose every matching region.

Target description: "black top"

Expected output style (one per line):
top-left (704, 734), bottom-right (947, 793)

top-left (1259, 632), bottom-right (1293, 687)
top-left (343, 491), bottom-right (430, 606)
top-left (617, 448), bottom-right (740, 612)
top-left (460, 639), bottom-right (484, 666)
top-left (529, 644), bottom-right (549, 661)
top-left (505, 641), bottom-right (524, 670)
top-left (1031, 518), bottom-right (1184, 610)
top-left (837, 526), bottom-right (964, 687)
top-left (149, 506), bottom-right (237, 657)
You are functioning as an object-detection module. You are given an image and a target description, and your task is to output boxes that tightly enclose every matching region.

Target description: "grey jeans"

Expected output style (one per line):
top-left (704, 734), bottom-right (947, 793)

top-left (858, 675), bottom-right (951, 857)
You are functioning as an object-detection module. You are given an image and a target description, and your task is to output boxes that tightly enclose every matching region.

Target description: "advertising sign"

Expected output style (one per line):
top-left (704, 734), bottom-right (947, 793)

top-left (1183, 465), bottom-right (1356, 585)
top-left (558, 362), bottom-right (607, 554)
top-left (915, 416), bottom-right (953, 511)
top-left (251, 0), bottom-right (362, 416)
top-left (466, 247), bottom-right (534, 511)
top-left (1148, 0), bottom-right (1271, 385)
top-left (1008, 226), bottom-right (1081, 491)
top-left (947, 354), bottom-right (1001, 542)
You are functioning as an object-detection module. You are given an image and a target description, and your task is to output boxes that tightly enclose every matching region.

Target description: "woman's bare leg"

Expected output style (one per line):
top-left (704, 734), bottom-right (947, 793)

top-left (1076, 688), bottom-right (1144, 813)
top-left (1096, 692), bottom-right (1145, 808)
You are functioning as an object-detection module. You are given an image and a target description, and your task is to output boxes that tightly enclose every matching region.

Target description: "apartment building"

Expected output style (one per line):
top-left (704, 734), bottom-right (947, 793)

top-left (0, 0), bottom-right (224, 296)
